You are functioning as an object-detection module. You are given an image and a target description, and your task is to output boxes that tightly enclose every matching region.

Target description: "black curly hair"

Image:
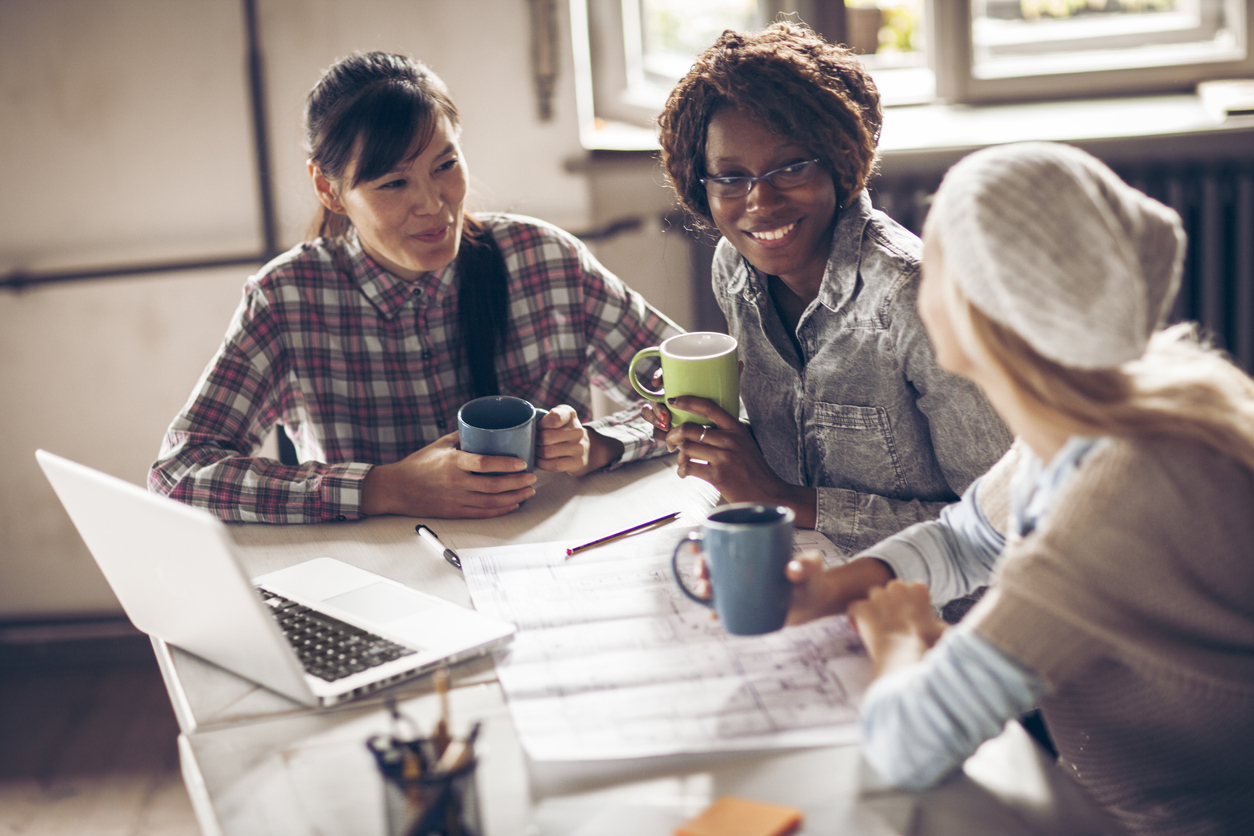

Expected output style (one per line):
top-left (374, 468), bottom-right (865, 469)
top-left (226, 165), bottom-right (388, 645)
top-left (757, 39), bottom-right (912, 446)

top-left (657, 22), bottom-right (882, 229)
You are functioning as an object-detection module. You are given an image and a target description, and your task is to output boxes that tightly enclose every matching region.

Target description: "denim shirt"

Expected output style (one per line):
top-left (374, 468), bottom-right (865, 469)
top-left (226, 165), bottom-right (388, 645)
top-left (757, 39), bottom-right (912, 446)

top-left (711, 190), bottom-right (1011, 553)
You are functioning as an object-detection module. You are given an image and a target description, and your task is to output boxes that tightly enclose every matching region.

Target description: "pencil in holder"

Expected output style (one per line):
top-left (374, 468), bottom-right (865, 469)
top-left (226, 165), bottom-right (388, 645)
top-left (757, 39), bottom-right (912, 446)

top-left (368, 735), bottom-right (481, 836)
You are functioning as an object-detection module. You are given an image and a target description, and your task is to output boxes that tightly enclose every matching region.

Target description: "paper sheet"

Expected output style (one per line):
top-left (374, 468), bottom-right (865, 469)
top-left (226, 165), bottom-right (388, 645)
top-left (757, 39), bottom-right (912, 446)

top-left (461, 526), bottom-right (871, 761)
top-left (436, 458), bottom-right (724, 552)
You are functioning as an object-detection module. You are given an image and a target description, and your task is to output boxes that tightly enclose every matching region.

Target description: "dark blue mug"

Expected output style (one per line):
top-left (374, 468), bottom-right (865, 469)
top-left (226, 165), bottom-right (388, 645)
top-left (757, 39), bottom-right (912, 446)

top-left (672, 503), bottom-right (796, 635)
top-left (457, 396), bottom-right (550, 472)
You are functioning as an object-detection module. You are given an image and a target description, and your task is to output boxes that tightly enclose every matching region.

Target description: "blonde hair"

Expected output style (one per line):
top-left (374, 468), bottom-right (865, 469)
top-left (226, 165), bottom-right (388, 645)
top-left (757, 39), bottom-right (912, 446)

top-left (945, 267), bottom-right (1254, 472)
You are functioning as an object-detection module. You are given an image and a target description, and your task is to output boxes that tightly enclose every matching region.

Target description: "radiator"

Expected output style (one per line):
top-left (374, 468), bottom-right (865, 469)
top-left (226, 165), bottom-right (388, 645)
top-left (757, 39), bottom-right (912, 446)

top-left (872, 160), bottom-right (1254, 374)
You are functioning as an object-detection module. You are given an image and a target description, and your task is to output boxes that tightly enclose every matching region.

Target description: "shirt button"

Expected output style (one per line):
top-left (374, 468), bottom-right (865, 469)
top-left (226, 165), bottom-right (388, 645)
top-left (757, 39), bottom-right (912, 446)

top-left (422, 350), bottom-right (433, 361)
top-left (436, 419), bottom-right (447, 431)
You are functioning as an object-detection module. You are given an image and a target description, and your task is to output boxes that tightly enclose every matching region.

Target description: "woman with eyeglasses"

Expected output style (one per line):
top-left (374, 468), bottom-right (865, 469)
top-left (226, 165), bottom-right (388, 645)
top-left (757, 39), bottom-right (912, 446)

top-left (652, 23), bottom-right (1010, 555)
top-left (150, 51), bottom-right (680, 523)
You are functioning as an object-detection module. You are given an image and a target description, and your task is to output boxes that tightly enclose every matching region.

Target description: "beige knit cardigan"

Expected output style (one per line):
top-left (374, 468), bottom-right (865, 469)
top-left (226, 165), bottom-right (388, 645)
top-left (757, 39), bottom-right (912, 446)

top-left (966, 436), bottom-right (1254, 836)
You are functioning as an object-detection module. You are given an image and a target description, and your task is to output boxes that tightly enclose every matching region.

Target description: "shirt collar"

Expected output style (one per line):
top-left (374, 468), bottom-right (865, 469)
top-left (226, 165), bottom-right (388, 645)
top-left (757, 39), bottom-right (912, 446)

top-left (1011, 435), bottom-right (1108, 537)
top-left (341, 228), bottom-right (458, 319)
top-left (816, 189), bottom-right (874, 313)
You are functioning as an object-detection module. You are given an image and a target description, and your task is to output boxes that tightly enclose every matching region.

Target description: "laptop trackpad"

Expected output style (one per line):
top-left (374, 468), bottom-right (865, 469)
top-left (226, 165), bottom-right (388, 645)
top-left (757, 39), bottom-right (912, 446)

top-left (325, 582), bottom-right (434, 623)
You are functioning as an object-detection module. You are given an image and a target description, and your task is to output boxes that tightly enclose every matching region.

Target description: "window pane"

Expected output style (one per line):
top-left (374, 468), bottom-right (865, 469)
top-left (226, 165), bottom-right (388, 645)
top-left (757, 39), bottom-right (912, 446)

top-left (845, 0), bottom-right (927, 67)
top-left (629, 0), bottom-right (934, 108)
top-left (619, 0), bottom-right (761, 110)
top-left (971, 0), bottom-right (1246, 79)
top-left (639, 0), bottom-right (759, 82)
top-left (846, 0), bottom-right (933, 103)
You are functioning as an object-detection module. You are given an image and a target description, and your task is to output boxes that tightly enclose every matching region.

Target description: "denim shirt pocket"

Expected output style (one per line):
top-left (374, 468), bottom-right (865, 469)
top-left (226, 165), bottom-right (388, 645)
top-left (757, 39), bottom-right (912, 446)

top-left (809, 402), bottom-right (907, 496)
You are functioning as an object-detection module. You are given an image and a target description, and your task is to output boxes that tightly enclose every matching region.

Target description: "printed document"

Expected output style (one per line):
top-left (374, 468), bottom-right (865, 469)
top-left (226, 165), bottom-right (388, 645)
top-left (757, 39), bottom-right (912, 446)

top-left (461, 528), bottom-right (872, 761)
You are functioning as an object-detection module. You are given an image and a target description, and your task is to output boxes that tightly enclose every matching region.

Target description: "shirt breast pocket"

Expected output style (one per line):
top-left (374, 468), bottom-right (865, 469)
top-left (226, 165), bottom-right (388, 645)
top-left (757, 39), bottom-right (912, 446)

top-left (809, 402), bottom-right (906, 496)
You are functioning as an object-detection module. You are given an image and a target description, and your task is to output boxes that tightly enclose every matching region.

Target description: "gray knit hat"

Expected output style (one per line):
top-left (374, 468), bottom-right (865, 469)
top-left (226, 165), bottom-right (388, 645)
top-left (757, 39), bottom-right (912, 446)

top-left (927, 141), bottom-right (1186, 369)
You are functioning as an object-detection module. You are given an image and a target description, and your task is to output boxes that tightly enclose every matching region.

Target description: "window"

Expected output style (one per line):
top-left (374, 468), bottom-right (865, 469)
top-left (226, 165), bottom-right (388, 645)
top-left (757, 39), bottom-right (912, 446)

top-left (937, 0), bottom-right (1254, 102)
top-left (841, 0), bottom-right (933, 102)
top-left (571, 0), bottom-right (770, 147)
top-left (628, 0), bottom-right (762, 103)
top-left (571, 0), bottom-right (1254, 148)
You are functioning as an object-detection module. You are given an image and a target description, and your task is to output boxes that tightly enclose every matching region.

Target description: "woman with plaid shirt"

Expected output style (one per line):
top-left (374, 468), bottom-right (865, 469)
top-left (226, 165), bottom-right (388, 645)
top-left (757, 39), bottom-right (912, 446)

top-left (149, 51), bottom-right (679, 524)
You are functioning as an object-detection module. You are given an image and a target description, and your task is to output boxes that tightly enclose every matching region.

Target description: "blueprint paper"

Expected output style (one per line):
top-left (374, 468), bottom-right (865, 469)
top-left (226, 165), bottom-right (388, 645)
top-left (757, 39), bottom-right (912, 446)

top-left (461, 527), bottom-right (872, 761)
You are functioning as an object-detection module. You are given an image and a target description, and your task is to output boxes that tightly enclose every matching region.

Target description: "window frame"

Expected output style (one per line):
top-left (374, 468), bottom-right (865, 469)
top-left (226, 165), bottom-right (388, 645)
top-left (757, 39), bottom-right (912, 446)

top-left (571, 0), bottom-right (1254, 150)
top-left (931, 0), bottom-right (1254, 105)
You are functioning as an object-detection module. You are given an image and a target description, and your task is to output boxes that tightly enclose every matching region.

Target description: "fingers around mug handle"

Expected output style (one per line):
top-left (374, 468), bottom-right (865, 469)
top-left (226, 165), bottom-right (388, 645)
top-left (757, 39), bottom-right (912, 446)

top-left (629, 348), bottom-right (665, 401)
top-left (672, 532), bottom-right (713, 607)
top-left (531, 407), bottom-right (550, 462)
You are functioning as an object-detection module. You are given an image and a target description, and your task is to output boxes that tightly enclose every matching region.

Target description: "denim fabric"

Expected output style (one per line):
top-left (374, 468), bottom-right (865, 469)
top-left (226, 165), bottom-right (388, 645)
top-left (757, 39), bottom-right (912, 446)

top-left (711, 190), bottom-right (1012, 553)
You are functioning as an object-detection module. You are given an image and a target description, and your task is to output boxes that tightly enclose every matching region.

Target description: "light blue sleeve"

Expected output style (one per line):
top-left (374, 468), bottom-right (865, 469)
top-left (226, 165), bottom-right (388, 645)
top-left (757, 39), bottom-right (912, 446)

top-left (857, 476), bottom-right (1005, 609)
top-left (859, 625), bottom-right (1049, 790)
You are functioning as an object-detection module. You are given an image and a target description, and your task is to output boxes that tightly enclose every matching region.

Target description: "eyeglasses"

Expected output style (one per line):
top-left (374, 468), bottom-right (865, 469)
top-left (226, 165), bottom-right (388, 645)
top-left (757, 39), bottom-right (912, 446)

top-left (699, 159), bottom-right (821, 199)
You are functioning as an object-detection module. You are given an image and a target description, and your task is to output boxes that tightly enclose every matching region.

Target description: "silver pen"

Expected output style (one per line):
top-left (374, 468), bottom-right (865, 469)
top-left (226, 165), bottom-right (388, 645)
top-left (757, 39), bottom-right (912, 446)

top-left (414, 524), bottom-right (462, 570)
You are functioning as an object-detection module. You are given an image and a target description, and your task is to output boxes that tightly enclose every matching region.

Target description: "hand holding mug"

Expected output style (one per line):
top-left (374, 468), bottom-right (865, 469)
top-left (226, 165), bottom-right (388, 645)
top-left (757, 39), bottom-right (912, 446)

top-left (672, 503), bottom-right (796, 635)
top-left (630, 332), bottom-right (739, 428)
top-left (640, 368), bottom-right (673, 437)
top-left (662, 396), bottom-right (819, 530)
top-left (535, 404), bottom-right (624, 476)
top-left (457, 396), bottom-right (551, 472)
top-left (784, 553), bottom-right (895, 626)
top-left (359, 432), bottom-right (536, 519)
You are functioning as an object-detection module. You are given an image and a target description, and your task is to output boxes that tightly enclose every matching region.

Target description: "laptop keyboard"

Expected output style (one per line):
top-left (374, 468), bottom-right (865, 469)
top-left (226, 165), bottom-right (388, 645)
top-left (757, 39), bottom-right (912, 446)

top-left (258, 588), bottom-right (417, 683)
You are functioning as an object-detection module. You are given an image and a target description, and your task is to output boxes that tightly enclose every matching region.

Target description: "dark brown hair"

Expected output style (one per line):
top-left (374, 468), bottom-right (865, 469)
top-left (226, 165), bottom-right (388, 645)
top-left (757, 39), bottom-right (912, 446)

top-left (657, 22), bottom-right (882, 229)
top-left (304, 51), bottom-right (509, 398)
top-left (305, 51), bottom-right (461, 240)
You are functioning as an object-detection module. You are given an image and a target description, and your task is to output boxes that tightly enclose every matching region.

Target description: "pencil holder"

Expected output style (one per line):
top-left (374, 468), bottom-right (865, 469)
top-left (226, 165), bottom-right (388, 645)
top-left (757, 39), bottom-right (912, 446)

top-left (368, 733), bottom-right (482, 836)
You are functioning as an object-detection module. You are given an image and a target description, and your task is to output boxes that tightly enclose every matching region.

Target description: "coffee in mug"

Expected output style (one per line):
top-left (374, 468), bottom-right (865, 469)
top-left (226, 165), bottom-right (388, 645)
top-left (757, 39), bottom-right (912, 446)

top-left (629, 332), bottom-right (738, 427)
top-left (672, 503), bottom-right (795, 635)
top-left (457, 396), bottom-right (549, 472)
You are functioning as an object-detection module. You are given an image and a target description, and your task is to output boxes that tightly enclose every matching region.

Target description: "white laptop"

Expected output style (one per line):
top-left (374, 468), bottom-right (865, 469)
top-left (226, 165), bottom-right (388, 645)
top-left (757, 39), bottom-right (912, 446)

top-left (36, 449), bottom-right (515, 707)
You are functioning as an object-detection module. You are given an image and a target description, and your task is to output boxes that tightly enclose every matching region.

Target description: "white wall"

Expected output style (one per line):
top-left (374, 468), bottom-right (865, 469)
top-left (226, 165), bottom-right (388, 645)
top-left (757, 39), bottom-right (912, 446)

top-left (0, 0), bottom-right (690, 619)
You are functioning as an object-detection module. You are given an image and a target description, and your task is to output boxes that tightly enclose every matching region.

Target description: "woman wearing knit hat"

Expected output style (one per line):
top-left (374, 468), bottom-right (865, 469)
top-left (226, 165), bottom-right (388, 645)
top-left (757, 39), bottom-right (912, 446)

top-left (786, 141), bottom-right (1254, 834)
top-left (649, 22), bottom-right (1011, 555)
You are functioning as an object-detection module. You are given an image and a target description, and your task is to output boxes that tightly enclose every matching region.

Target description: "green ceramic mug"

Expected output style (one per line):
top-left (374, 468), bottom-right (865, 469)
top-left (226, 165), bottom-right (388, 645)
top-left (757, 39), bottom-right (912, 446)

top-left (629, 332), bottom-right (739, 427)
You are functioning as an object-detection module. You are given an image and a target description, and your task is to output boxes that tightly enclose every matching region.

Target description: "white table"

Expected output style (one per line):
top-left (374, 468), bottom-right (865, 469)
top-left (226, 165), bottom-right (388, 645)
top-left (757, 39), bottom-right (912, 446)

top-left (153, 457), bottom-right (1114, 835)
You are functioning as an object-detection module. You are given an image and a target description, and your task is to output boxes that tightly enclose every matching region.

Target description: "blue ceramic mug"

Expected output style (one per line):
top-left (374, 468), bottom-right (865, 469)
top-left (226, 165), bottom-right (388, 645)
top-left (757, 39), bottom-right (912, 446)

top-left (456, 396), bottom-right (550, 472)
top-left (672, 503), bottom-right (796, 635)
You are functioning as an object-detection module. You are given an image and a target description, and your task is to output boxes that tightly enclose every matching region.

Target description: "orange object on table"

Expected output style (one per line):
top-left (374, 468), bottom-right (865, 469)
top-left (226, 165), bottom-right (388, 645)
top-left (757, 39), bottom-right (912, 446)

top-left (675, 795), bottom-right (803, 836)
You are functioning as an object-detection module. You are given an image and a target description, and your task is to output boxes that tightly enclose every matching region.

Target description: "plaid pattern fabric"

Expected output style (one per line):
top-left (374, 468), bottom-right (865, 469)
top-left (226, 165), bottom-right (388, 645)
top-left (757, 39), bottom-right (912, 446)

top-left (150, 214), bottom-right (679, 523)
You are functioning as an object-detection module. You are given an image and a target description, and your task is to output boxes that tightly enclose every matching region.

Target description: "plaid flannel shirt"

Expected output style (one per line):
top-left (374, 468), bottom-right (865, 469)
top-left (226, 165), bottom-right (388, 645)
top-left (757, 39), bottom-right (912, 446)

top-left (150, 214), bottom-right (680, 523)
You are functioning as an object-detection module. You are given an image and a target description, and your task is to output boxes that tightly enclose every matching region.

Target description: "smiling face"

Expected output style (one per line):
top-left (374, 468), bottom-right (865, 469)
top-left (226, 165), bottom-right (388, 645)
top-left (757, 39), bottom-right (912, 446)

top-left (312, 114), bottom-right (469, 281)
top-left (703, 106), bottom-right (838, 298)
